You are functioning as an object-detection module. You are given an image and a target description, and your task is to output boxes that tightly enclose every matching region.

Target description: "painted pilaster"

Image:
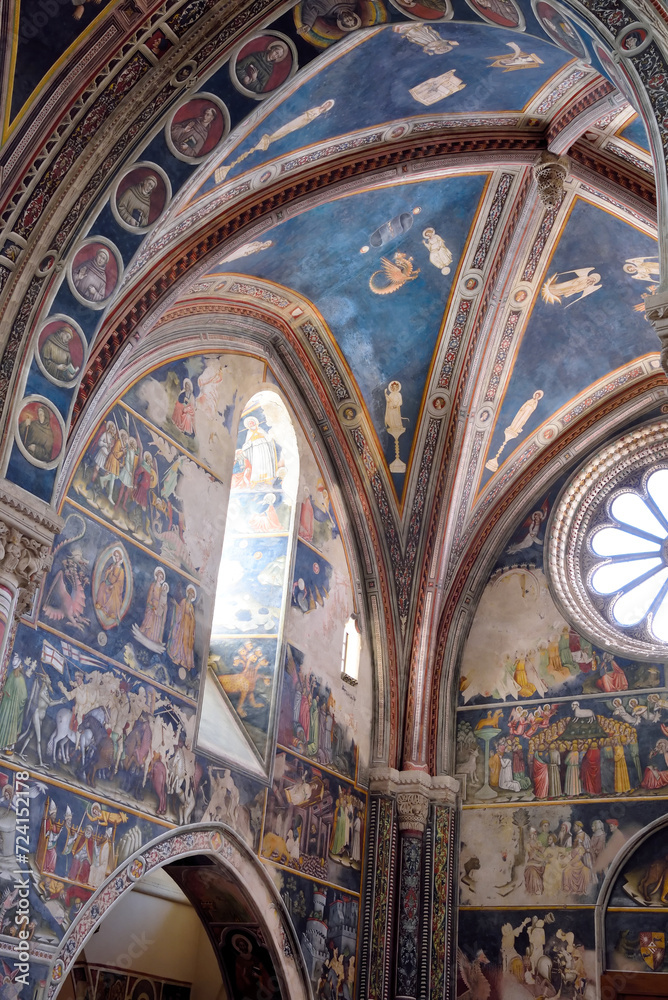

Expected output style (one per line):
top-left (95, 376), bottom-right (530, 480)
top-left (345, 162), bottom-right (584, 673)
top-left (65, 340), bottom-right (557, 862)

top-left (396, 790), bottom-right (429, 1000)
top-left (0, 480), bottom-right (62, 677)
top-left (361, 784), bottom-right (399, 1000)
top-left (364, 769), bottom-right (458, 1000)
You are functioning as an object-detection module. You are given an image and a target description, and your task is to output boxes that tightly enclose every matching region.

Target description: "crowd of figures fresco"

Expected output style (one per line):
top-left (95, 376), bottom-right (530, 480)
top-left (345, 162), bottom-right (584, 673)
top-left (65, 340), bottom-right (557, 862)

top-left (457, 476), bottom-right (668, 996)
top-left (0, 350), bottom-right (368, 993)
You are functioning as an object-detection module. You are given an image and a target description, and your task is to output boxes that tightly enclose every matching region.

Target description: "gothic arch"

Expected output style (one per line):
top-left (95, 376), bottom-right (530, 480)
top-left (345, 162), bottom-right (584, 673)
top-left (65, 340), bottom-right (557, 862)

top-left (45, 823), bottom-right (311, 1000)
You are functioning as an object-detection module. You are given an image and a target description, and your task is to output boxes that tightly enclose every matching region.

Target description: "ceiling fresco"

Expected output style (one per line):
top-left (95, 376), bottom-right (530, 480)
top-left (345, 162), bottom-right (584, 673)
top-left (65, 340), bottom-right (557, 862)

top-left (618, 112), bottom-right (651, 151)
top-left (193, 22), bottom-right (575, 197)
top-left (206, 173), bottom-right (489, 493)
top-left (480, 196), bottom-right (659, 486)
top-left (5, 0), bottom-right (117, 133)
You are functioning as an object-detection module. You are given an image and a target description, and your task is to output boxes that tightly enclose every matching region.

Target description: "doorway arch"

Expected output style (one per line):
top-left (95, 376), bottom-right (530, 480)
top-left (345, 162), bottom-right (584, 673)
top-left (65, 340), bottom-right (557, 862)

top-left (46, 823), bottom-right (311, 1000)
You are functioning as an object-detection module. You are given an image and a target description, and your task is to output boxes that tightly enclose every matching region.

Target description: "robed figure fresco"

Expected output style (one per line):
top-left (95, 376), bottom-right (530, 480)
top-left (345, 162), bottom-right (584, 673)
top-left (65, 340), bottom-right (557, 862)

top-left (167, 585), bottom-right (197, 672)
top-left (133, 567), bottom-right (169, 651)
top-left (40, 325), bottom-right (80, 382)
top-left (19, 405), bottom-right (55, 462)
top-left (94, 548), bottom-right (127, 628)
top-left (171, 107), bottom-right (218, 157)
top-left (241, 417), bottom-right (277, 487)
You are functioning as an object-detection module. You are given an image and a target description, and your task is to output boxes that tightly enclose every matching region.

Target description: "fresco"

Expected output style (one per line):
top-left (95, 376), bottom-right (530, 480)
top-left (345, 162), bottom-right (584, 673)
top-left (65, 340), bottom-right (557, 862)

top-left (112, 164), bottom-right (171, 234)
top-left (276, 869), bottom-right (359, 997)
top-left (260, 749), bottom-right (365, 891)
top-left (458, 473), bottom-right (668, 995)
top-left (166, 96), bottom-right (230, 164)
top-left (460, 801), bottom-right (653, 906)
top-left (200, 23), bottom-right (572, 192)
top-left (457, 907), bottom-right (595, 999)
top-left (209, 175), bottom-right (489, 492)
top-left (38, 512), bottom-right (206, 700)
top-left (608, 825), bottom-right (668, 908)
top-left (67, 402), bottom-right (227, 586)
top-left (122, 353), bottom-right (260, 480)
top-left (0, 761), bottom-right (167, 945)
top-left (0, 946), bottom-right (49, 1000)
top-left (607, 909), bottom-right (668, 973)
top-left (481, 198), bottom-right (659, 484)
top-left (82, 967), bottom-right (191, 1000)
top-left (279, 645), bottom-right (359, 780)
top-left (0, 347), bottom-right (370, 993)
top-left (231, 33), bottom-right (297, 99)
top-left (453, 692), bottom-right (668, 804)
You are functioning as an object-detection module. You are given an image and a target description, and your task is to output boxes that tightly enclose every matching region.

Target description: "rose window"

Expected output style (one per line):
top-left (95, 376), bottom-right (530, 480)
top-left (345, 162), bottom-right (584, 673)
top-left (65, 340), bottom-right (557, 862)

top-left (548, 420), bottom-right (668, 660)
top-left (589, 470), bottom-right (668, 641)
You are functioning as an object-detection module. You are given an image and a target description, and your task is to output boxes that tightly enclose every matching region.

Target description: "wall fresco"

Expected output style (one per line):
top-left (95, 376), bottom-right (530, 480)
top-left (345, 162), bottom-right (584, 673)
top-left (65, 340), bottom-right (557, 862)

top-left (261, 749), bottom-right (364, 890)
top-left (0, 349), bottom-right (370, 992)
top-left (457, 908), bottom-right (595, 999)
top-left (165, 858), bottom-right (280, 1000)
top-left (457, 474), bottom-right (668, 997)
top-left (276, 869), bottom-right (359, 998)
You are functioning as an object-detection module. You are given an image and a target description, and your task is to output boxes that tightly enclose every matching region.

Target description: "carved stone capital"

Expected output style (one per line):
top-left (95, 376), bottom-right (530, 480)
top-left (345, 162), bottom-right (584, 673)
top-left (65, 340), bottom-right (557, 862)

top-left (533, 150), bottom-right (569, 208)
top-left (645, 291), bottom-right (668, 375)
top-left (368, 767), bottom-right (459, 813)
top-left (396, 791), bottom-right (430, 833)
top-left (0, 481), bottom-right (63, 618)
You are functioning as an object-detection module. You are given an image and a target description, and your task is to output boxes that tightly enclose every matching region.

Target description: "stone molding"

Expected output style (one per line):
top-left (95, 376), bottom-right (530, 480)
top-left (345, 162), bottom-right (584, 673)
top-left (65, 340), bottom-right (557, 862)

top-left (0, 480), bottom-right (63, 619)
top-left (369, 767), bottom-right (459, 830)
top-left (646, 290), bottom-right (668, 373)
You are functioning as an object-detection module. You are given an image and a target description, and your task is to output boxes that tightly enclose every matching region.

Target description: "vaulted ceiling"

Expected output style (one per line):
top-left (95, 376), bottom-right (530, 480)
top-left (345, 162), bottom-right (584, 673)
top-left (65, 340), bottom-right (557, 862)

top-left (1, 0), bottom-right (666, 767)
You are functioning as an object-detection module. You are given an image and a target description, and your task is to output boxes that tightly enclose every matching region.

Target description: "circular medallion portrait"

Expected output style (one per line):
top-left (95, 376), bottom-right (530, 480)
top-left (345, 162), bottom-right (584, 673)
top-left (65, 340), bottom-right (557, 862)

top-left (67, 238), bottom-right (123, 310)
top-left (166, 94), bottom-right (230, 163)
top-left (534, 0), bottom-right (589, 60)
top-left (617, 23), bottom-right (652, 56)
top-left (112, 162), bottom-right (171, 234)
top-left (15, 396), bottom-right (64, 469)
top-left (34, 314), bottom-right (86, 388)
top-left (464, 0), bottom-right (523, 28)
top-left (389, 0), bottom-right (453, 20)
top-left (231, 31), bottom-right (297, 99)
top-left (294, 0), bottom-right (387, 48)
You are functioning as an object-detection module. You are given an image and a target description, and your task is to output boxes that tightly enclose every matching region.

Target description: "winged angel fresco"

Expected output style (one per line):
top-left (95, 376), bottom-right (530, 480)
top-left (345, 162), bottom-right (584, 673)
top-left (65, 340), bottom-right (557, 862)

top-left (541, 267), bottom-right (602, 306)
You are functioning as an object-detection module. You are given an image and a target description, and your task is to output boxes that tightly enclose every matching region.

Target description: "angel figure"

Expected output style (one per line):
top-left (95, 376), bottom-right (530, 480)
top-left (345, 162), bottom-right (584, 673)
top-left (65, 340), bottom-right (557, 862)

top-left (623, 256), bottom-right (660, 282)
top-left (486, 390), bottom-right (543, 471)
top-left (541, 268), bottom-right (602, 306)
